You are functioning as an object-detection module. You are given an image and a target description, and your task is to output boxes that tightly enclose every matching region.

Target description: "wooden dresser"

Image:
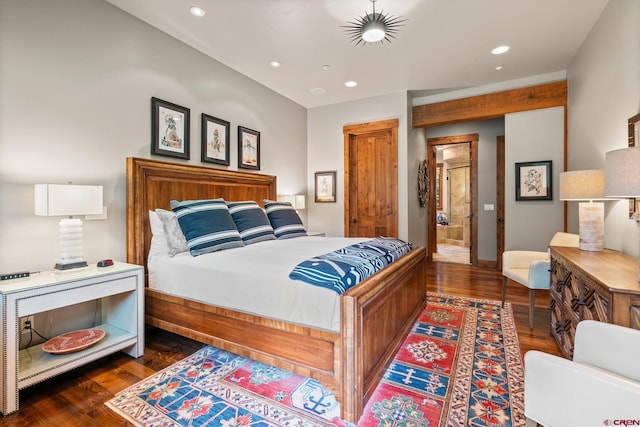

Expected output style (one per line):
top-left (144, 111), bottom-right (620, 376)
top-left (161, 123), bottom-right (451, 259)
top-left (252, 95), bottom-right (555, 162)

top-left (549, 246), bottom-right (640, 359)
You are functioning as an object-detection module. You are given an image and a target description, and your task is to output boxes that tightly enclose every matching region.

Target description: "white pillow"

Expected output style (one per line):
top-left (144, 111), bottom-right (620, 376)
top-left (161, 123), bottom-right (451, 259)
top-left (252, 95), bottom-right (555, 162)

top-left (155, 208), bottom-right (190, 256)
top-left (148, 210), bottom-right (169, 258)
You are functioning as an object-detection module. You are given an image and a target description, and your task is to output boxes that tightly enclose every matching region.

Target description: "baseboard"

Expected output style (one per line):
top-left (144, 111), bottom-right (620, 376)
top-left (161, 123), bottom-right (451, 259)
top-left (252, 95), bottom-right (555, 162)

top-left (476, 259), bottom-right (497, 269)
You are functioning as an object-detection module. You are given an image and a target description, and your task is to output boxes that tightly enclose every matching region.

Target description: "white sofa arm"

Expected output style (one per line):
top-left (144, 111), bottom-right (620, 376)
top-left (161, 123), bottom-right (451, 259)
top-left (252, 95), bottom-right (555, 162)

top-left (502, 250), bottom-right (548, 271)
top-left (573, 320), bottom-right (640, 382)
top-left (525, 350), bottom-right (640, 427)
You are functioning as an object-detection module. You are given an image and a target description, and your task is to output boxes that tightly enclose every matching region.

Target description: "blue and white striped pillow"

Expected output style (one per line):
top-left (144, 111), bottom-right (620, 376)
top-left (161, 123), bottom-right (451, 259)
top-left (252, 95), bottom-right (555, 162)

top-left (226, 201), bottom-right (276, 245)
top-left (263, 199), bottom-right (307, 239)
top-left (170, 198), bottom-right (244, 256)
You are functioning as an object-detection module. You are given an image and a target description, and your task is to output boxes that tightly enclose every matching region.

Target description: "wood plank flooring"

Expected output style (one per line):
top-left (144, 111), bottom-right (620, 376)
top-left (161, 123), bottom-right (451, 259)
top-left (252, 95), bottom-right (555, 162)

top-left (3, 261), bottom-right (560, 426)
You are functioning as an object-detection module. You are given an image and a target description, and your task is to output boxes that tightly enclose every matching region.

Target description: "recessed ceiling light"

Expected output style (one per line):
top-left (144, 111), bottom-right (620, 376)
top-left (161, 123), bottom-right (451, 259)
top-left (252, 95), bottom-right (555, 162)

top-left (190, 6), bottom-right (205, 17)
top-left (345, 81), bottom-right (358, 88)
top-left (491, 45), bottom-right (510, 55)
top-left (495, 65), bottom-right (504, 71)
top-left (322, 65), bottom-right (331, 71)
top-left (269, 60), bottom-right (282, 68)
top-left (310, 88), bottom-right (326, 95)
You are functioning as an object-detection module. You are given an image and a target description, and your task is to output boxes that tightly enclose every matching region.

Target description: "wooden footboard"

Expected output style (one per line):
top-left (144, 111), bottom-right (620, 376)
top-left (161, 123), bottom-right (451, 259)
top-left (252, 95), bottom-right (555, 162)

top-left (127, 157), bottom-right (427, 423)
top-left (342, 246), bottom-right (426, 421)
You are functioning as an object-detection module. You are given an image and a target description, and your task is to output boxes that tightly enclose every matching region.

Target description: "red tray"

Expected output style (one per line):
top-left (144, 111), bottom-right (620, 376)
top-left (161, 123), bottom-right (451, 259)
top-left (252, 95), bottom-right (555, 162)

top-left (42, 328), bottom-right (106, 354)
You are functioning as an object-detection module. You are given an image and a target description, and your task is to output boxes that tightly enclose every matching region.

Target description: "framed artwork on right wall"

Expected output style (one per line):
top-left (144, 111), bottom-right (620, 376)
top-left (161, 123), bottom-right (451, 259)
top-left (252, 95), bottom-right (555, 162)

top-left (515, 160), bottom-right (552, 201)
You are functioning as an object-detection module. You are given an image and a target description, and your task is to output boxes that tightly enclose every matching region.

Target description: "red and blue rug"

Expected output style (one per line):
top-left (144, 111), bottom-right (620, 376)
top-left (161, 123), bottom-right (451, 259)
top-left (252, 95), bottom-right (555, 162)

top-left (106, 293), bottom-right (524, 426)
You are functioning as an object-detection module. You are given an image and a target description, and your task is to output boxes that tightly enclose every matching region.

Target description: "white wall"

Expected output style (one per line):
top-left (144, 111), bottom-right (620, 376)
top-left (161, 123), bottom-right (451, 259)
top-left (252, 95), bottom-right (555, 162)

top-left (306, 92), bottom-right (413, 242)
top-left (0, 0), bottom-right (307, 272)
top-left (407, 111), bottom-right (427, 248)
top-left (567, 0), bottom-right (640, 256)
top-left (505, 107), bottom-right (565, 251)
top-left (425, 118), bottom-right (505, 261)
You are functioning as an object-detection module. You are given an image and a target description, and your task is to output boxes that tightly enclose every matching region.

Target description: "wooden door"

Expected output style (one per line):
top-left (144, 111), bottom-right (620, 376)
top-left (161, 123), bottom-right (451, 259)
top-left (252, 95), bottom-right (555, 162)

top-left (343, 119), bottom-right (398, 238)
top-left (496, 135), bottom-right (505, 270)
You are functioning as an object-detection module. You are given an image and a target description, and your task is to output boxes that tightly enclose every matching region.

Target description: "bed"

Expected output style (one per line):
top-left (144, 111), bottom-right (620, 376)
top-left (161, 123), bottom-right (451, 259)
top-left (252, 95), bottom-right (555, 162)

top-left (126, 157), bottom-right (427, 422)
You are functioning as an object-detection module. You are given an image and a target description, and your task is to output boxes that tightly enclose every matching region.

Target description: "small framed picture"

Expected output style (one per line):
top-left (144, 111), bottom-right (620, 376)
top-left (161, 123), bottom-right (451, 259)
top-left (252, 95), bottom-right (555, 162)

top-left (315, 171), bottom-right (337, 203)
top-left (515, 160), bottom-right (552, 201)
top-left (201, 113), bottom-right (230, 165)
top-left (238, 126), bottom-right (260, 170)
top-left (151, 97), bottom-right (190, 159)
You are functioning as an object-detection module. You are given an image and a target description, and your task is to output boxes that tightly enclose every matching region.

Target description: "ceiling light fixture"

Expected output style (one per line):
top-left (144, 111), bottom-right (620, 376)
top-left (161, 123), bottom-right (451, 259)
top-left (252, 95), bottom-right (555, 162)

top-left (491, 45), bottom-right (510, 55)
top-left (189, 6), bottom-right (205, 17)
top-left (269, 60), bottom-right (282, 68)
top-left (495, 65), bottom-right (504, 71)
top-left (343, 0), bottom-right (406, 46)
top-left (345, 81), bottom-right (358, 88)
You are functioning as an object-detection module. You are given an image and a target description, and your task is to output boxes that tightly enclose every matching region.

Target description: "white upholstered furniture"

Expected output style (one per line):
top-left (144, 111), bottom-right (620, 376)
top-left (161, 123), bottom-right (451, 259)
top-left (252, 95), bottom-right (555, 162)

top-left (524, 320), bottom-right (640, 427)
top-left (502, 232), bottom-right (578, 328)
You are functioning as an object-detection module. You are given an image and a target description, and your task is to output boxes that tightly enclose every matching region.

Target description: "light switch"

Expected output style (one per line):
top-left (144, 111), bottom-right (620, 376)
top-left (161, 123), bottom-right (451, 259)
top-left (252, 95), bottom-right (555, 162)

top-left (484, 204), bottom-right (495, 211)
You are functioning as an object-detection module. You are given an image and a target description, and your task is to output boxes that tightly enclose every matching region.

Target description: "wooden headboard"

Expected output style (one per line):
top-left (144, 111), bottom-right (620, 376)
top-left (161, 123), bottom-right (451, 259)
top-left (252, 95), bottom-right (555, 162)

top-left (126, 157), bottom-right (277, 275)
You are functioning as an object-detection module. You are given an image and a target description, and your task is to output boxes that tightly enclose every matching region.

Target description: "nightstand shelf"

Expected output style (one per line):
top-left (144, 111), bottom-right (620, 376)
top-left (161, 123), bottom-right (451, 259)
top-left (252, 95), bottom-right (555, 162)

top-left (18, 323), bottom-right (136, 387)
top-left (0, 262), bottom-right (144, 415)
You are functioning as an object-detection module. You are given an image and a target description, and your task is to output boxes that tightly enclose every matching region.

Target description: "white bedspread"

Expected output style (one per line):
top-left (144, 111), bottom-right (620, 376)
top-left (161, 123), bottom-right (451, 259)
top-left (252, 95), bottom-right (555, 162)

top-left (148, 236), bottom-right (369, 333)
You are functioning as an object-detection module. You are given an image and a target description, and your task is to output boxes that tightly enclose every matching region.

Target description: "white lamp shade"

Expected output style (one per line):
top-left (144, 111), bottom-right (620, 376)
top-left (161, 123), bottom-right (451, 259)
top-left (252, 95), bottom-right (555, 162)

top-left (559, 169), bottom-right (605, 201)
top-left (605, 147), bottom-right (640, 197)
top-left (35, 184), bottom-right (103, 216)
top-left (280, 194), bottom-right (306, 210)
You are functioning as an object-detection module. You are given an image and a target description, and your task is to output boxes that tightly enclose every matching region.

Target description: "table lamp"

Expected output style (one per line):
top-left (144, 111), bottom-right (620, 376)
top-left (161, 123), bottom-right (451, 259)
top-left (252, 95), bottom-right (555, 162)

top-left (559, 169), bottom-right (606, 251)
top-left (35, 184), bottom-right (103, 270)
top-left (604, 146), bottom-right (640, 280)
top-left (279, 194), bottom-right (306, 210)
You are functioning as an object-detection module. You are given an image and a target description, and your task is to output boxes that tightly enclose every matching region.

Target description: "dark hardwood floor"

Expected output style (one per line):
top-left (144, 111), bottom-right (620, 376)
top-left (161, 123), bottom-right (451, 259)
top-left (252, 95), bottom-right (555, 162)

top-left (3, 261), bottom-right (560, 426)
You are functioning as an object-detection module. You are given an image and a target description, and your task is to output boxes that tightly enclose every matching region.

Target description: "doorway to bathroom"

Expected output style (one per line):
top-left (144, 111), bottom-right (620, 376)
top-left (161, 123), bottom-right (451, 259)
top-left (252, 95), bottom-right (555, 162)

top-left (426, 134), bottom-right (478, 265)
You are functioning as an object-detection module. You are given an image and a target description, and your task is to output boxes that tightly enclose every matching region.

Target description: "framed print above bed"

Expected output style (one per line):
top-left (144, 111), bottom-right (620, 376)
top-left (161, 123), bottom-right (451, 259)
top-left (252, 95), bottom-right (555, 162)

top-left (315, 170), bottom-right (337, 203)
top-left (201, 113), bottom-right (230, 165)
top-left (515, 160), bottom-right (552, 201)
top-left (151, 97), bottom-right (190, 160)
top-left (238, 126), bottom-right (260, 170)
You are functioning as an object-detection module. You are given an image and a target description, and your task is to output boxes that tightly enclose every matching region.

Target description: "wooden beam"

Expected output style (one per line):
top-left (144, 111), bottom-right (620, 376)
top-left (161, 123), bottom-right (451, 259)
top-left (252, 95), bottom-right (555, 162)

top-left (412, 81), bottom-right (567, 128)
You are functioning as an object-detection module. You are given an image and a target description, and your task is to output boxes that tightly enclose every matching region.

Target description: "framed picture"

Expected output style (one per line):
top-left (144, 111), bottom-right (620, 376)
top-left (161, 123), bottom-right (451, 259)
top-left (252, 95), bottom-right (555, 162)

top-left (238, 126), bottom-right (260, 170)
top-left (151, 97), bottom-right (190, 159)
top-left (515, 160), bottom-right (552, 201)
top-left (201, 113), bottom-right (230, 165)
top-left (315, 171), bottom-right (337, 203)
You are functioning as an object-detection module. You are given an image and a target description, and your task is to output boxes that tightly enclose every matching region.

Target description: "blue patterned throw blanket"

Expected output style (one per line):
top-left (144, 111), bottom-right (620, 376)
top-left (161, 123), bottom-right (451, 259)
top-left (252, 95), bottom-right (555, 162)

top-left (289, 237), bottom-right (412, 294)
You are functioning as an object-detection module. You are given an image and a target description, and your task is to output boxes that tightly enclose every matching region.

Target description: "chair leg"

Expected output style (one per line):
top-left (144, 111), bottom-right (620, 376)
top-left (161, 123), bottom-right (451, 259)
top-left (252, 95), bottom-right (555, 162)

top-left (501, 276), bottom-right (507, 308)
top-left (529, 289), bottom-right (535, 329)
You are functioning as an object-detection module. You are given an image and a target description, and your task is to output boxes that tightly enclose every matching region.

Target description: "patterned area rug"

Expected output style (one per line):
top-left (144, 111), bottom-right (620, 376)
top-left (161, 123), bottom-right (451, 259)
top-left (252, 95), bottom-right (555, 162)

top-left (359, 293), bottom-right (525, 426)
top-left (106, 293), bottom-right (524, 426)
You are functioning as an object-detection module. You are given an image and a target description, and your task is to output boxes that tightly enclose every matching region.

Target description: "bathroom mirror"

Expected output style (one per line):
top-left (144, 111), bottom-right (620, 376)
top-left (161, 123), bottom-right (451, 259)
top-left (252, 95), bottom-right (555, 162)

top-left (628, 113), bottom-right (640, 218)
top-left (436, 163), bottom-right (443, 210)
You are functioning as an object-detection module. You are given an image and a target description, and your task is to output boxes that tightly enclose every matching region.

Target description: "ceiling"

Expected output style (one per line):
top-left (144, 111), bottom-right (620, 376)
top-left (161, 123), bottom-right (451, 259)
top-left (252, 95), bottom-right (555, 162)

top-left (104, 0), bottom-right (609, 109)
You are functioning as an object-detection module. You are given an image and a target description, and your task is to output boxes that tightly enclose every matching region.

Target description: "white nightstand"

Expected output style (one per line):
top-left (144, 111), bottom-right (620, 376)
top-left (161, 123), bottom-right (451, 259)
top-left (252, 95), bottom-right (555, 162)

top-left (307, 231), bottom-right (326, 237)
top-left (0, 261), bottom-right (144, 414)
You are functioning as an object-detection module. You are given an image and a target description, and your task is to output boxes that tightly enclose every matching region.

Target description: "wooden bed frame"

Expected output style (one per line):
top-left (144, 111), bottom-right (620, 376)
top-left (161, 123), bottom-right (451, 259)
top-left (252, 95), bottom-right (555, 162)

top-left (126, 157), bottom-right (427, 422)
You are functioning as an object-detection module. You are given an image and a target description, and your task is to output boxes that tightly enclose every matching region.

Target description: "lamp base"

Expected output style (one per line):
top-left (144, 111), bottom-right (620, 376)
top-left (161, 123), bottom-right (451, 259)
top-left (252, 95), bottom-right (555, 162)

top-left (578, 202), bottom-right (604, 251)
top-left (54, 261), bottom-right (88, 270)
